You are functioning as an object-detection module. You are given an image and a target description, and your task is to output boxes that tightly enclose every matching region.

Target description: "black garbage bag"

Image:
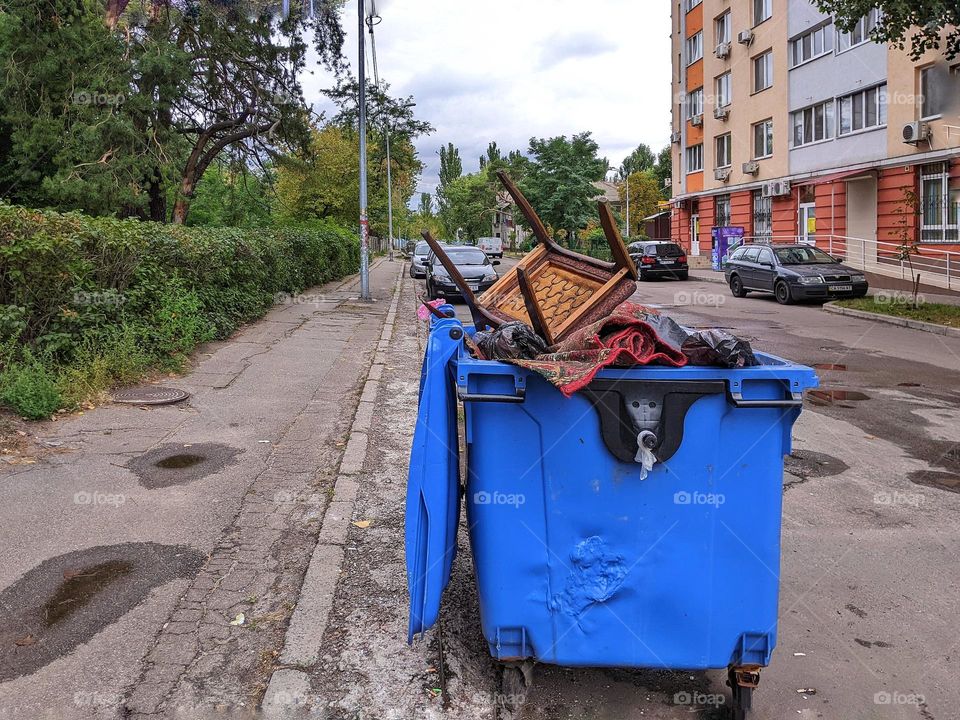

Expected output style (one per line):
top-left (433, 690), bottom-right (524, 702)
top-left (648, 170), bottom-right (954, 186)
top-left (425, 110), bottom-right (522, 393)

top-left (681, 329), bottom-right (758, 368)
top-left (474, 321), bottom-right (549, 361)
top-left (641, 311), bottom-right (758, 368)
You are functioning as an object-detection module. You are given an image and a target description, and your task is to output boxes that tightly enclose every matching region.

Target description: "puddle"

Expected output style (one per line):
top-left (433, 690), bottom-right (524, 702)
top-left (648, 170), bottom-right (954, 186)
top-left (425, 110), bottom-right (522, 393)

top-left (898, 382), bottom-right (921, 387)
top-left (127, 443), bottom-right (241, 489)
top-left (155, 453), bottom-right (205, 470)
top-left (813, 363), bottom-right (847, 371)
top-left (909, 470), bottom-right (960, 494)
top-left (43, 561), bottom-right (133, 627)
top-left (807, 389), bottom-right (870, 405)
top-left (784, 450), bottom-right (849, 481)
top-left (0, 543), bottom-right (204, 681)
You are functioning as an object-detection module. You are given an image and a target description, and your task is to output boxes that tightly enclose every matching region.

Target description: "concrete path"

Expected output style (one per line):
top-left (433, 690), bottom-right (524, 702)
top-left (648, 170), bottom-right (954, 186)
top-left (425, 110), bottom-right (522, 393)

top-left (0, 258), bottom-right (402, 719)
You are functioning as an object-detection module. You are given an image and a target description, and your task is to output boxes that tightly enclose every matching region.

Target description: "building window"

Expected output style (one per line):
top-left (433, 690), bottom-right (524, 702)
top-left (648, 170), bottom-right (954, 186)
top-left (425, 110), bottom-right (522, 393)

top-left (920, 162), bottom-right (959, 243)
top-left (790, 22), bottom-right (834, 67)
top-left (715, 11), bottom-right (731, 45)
top-left (837, 9), bottom-right (879, 53)
top-left (838, 83), bottom-right (886, 135)
top-left (686, 144), bottom-right (704, 173)
top-left (753, 191), bottom-right (773, 240)
top-left (716, 72), bottom-right (732, 107)
top-left (715, 194), bottom-right (731, 227)
top-left (715, 133), bottom-right (732, 168)
top-left (753, 118), bottom-right (774, 158)
top-left (753, 0), bottom-right (772, 26)
top-left (686, 87), bottom-right (704, 119)
top-left (791, 100), bottom-right (834, 146)
top-left (686, 31), bottom-right (703, 65)
top-left (753, 51), bottom-right (773, 93)
top-left (919, 66), bottom-right (943, 120)
top-left (685, 0), bottom-right (703, 11)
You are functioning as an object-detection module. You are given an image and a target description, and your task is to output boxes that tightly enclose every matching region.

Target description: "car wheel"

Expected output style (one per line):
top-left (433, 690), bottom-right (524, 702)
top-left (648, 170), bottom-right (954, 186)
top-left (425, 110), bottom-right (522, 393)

top-left (775, 280), bottom-right (793, 305)
top-left (426, 280), bottom-right (437, 300)
top-left (729, 274), bottom-right (748, 298)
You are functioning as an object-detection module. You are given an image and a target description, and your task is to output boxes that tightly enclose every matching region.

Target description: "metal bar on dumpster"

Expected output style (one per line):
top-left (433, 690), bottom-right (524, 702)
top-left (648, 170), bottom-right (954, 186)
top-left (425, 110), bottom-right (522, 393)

top-left (598, 200), bottom-right (639, 280)
top-left (421, 230), bottom-right (503, 331)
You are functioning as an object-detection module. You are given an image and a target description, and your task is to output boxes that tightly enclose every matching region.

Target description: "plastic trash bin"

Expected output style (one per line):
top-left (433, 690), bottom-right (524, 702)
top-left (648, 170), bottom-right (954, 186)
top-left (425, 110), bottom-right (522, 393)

top-left (406, 313), bottom-right (818, 715)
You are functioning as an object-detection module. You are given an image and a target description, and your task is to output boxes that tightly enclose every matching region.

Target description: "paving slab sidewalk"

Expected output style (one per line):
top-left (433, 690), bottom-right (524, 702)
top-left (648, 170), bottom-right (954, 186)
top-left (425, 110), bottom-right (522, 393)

top-left (0, 258), bottom-right (402, 719)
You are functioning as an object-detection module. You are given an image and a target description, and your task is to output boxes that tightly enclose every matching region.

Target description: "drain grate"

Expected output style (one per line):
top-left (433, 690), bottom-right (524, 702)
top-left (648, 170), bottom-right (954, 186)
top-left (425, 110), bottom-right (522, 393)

top-left (112, 386), bottom-right (189, 405)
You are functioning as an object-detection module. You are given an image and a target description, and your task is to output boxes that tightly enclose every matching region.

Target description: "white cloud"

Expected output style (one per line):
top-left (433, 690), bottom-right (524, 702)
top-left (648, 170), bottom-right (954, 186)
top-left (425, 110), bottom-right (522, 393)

top-left (301, 0), bottom-right (670, 205)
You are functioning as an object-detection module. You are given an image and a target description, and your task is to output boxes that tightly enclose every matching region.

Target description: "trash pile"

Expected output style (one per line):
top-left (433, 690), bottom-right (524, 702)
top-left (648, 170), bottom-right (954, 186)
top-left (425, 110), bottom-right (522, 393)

top-left (423, 170), bottom-right (758, 399)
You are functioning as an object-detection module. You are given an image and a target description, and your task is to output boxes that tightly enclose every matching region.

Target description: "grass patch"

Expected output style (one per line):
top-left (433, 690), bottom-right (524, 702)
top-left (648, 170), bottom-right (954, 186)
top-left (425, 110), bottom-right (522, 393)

top-left (834, 297), bottom-right (960, 328)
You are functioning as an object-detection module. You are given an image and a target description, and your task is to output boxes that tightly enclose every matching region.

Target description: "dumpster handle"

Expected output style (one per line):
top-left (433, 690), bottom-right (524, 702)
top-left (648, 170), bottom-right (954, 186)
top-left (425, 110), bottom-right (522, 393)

top-left (457, 387), bottom-right (526, 404)
top-left (727, 389), bottom-right (803, 408)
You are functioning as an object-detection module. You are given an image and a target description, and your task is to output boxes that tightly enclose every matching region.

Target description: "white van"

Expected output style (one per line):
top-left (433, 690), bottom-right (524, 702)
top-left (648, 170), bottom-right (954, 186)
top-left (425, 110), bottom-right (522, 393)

top-left (478, 236), bottom-right (503, 258)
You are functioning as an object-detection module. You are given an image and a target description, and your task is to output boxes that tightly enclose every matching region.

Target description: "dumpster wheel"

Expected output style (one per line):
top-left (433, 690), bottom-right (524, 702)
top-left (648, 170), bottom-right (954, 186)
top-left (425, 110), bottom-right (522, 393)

top-left (498, 661), bottom-right (534, 716)
top-left (727, 665), bottom-right (759, 720)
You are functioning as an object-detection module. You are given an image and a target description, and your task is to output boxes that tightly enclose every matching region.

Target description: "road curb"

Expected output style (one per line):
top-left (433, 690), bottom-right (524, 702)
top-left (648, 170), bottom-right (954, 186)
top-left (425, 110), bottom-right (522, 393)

top-left (261, 263), bottom-right (404, 716)
top-left (689, 271), bottom-right (726, 285)
top-left (822, 301), bottom-right (960, 338)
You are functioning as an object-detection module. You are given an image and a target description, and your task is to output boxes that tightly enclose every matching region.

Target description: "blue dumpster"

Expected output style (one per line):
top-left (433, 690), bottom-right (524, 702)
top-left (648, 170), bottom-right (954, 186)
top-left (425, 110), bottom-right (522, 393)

top-left (406, 313), bottom-right (818, 705)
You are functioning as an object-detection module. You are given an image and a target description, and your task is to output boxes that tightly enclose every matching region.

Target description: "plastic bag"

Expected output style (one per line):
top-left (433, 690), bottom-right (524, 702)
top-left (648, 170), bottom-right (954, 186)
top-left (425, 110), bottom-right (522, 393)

top-left (474, 321), bottom-right (548, 361)
top-left (641, 311), bottom-right (757, 368)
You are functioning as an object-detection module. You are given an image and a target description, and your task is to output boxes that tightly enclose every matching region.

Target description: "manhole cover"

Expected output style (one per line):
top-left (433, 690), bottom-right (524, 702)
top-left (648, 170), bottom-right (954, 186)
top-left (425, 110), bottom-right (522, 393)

top-left (112, 386), bottom-right (189, 405)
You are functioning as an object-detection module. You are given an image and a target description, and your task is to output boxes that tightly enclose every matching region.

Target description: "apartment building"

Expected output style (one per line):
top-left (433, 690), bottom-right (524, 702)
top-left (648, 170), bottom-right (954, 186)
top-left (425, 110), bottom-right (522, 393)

top-left (669, 0), bottom-right (960, 268)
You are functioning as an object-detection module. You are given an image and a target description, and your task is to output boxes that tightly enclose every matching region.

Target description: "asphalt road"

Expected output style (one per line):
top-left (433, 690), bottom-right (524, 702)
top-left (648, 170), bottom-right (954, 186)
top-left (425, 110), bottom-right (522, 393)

top-left (409, 260), bottom-right (960, 720)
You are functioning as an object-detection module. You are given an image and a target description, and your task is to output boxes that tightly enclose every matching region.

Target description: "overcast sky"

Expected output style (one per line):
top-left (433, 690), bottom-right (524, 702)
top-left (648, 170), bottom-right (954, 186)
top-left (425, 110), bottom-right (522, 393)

top-left (302, 0), bottom-right (671, 204)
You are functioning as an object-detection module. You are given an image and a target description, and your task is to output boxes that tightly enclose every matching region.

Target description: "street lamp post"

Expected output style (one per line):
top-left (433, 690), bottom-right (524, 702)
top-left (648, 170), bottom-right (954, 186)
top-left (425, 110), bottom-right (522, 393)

top-left (357, 0), bottom-right (370, 300)
top-left (625, 174), bottom-right (631, 240)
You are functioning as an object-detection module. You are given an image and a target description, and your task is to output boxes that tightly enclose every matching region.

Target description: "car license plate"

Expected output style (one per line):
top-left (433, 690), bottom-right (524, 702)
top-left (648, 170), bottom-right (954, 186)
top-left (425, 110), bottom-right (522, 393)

top-left (660, 260), bottom-right (675, 265)
top-left (830, 284), bottom-right (853, 292)
top-left (468, 283), bottom-right (479, 291)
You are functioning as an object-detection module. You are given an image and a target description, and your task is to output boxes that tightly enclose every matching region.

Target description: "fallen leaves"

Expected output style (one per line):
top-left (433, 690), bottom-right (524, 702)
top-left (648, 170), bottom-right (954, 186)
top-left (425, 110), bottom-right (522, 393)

top-left (351, 520), bottom-right (371, 529)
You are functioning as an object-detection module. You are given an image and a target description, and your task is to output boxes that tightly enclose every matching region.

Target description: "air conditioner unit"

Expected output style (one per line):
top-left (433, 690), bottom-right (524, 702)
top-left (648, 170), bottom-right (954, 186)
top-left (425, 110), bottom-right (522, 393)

top-left (776, 179), bottom-right (791, 195)
top-left (742, 161), bottom-right (760, 175)
top-left (713, 106), bottom-right (730, 120)
top-left (714, 42), bottom-right (732, 58)
top-left (714, 168), bottom-right (731, 182)
top-left (761, 180), bottom-right (791, 197)
top-left (902, 121), bottom-right (931, 145)
top-left (670, 130), bottom-right (682, 144)
top-left (690, 114), bottom-right (703, 127)
top-left (737, 29), bottom-right (754, 45)
top-left (761, 181), bottom-right (775, 198)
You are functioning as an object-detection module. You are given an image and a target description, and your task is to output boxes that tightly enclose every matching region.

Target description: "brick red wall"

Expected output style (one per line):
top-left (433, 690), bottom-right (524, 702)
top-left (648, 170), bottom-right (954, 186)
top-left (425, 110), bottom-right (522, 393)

top-left (772, 195), bottom-right (796, 237)
top-left (877, 165), bottom-right (917, 245)
top-left (730, 191), bottom-right (752, 235)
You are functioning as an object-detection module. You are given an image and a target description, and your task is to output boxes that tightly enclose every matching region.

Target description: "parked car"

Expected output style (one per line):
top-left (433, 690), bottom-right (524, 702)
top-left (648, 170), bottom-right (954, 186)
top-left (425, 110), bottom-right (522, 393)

top-left (477, 236), bottom-right (504, 258)
top-left (409, 241), bottom-right (431, 278)
top-left (627, 241), bottom-right (689, 280)
top-left (724, 243), bottom-right (868, 304)
top-left (425, 246), bottom-right (500, 300)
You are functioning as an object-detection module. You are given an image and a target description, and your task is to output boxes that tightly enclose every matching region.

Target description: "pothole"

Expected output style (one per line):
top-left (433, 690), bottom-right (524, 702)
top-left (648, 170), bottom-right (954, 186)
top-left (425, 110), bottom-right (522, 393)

top-left (908, 469), bottom-right (960, 494)
top-left (784, 450), bottom-right (849, 480)
top-left (127, 443), bottom-right (241, 488)
top-left (813, 363), bottom-right (847, 371)
top-left (807, 389), bottom-right (870, 405)
top-left (0, 543), bottom-right (204, 681)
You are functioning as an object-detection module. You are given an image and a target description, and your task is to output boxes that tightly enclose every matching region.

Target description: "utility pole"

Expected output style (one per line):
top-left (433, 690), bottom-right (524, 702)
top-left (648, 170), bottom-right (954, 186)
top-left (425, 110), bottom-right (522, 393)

top-left (625, 174), bottom-right (631, 239)
top-left (366, 11), bottom-right (393, 263)
top-left (358, 0), bottom-right (370, 300)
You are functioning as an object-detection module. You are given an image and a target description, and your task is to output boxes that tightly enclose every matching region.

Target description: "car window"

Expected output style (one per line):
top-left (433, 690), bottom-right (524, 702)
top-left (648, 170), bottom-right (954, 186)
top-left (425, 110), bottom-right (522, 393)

top-left (775, 246), bottom-right (837, 265)
top-left (728, 247), bottom-right (745, 261)
top-left (742, 247), bottom-right (761, 262)
top-left (645, 245), bottom-right (659, 255)
top-left (446, 248), bottom-right (489, 265)
top-left (757, 248), bottom-right (775, 265)
top-left (415, 243), bottom-right (429, 256)
top-left (654, 243), bottom-right (684, 257)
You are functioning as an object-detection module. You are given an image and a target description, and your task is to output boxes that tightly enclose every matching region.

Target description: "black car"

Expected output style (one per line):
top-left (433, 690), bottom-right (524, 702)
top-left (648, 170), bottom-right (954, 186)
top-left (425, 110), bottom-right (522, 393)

top-left (724, 243), bottom-right (868, 304)
top-left (425, 246), bottom-right (500, 299)
top-left (627, 241), bottom-right (689, 280)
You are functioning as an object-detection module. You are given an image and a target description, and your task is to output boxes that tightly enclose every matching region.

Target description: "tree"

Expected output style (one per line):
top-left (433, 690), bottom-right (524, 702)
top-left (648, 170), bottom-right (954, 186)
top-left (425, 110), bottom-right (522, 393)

top-left (441, 173), bottom-right (496, 241)
top-left (479, 141), bottom-right (502, 169)
top-left (436, 142), bottom-right (463, 231)
top-left (617, 143), bottom-right (656, 179)
top-left (815, 0), bottom-right (959, 60)
top-left (418, 192), bottom-right (434, 217)
top-left (620, 172), bottom-right (662, 237)
top-left (520, 132), bottom-right (608, 242)
top-left (653, 145), bottom-right (672, 199)
top-left (187, 159), bottom-right (273, 227)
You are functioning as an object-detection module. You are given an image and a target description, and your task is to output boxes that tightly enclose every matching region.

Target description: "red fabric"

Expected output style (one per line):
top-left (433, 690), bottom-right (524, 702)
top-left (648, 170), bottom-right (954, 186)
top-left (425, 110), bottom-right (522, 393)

top-left (511, 302), bottom-right (687, 397)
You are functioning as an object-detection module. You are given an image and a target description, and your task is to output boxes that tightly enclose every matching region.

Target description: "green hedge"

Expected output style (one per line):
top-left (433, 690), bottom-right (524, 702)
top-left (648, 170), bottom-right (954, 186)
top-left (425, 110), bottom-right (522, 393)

top-left (0, 204), bottom-right (359, 418)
